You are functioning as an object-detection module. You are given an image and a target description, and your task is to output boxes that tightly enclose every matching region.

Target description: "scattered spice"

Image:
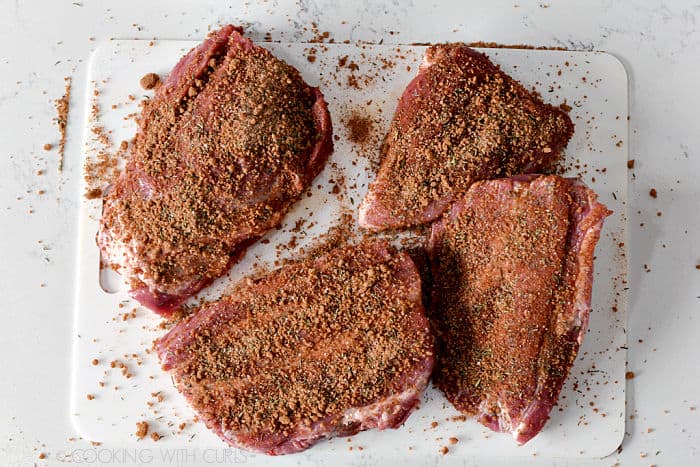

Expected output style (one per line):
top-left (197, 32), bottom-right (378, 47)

top-left (54, 77), bottom-right (72, 171)
top-left (626, 371), bottom-right (635, 380)
top-left (43, 143), bottom-right (53, 151)
top-left (466, 41), bottom-right (568, 51)
top-left (150, 432), bottom-right (161, 442)
top-left (627, 159), bottom-right (635, 169)
top-left (306, 47), bottom-right (317, 63)
top-left (649, 188), bottom-right (657, 198)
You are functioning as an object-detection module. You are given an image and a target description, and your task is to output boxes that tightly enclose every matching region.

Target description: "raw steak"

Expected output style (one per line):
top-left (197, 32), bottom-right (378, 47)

top-left (156, 240), bottom-right (434, 455)
top-left (98, 25), bottom-right (333, 316)
top-left (359, 44), bottom-right (573, 231)
top-left (426, 174), bottom-right (611, 444)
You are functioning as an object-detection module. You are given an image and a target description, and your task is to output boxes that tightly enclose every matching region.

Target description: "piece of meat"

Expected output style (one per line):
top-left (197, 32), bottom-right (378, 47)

top-left (98, 25), bottom-right (333, 316)
top-left (426, 174), bottom-right (611, 444)
top-left (359, 44), bottom-right (574, 231)
top-left (156, 240), bottom-right (434, 455)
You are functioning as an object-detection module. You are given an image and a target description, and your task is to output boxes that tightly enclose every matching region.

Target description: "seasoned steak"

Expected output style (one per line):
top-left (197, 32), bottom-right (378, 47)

top-left (156, 240), bottom-right (434, 455)
top-left (359, 44), bottom-right (573, 231)
top-left (426, 175), bottom-right (611, 444)
top-left (98, 25), bottom-right (333, 315)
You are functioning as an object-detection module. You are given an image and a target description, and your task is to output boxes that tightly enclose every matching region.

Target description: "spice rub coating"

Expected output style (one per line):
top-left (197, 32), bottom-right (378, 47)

top-left (359, 44), bottom-right (573, 231)
top-left (426, 175), bottom-right (610, 444)
top-left (98, 25), bottom-right (333, 315)
top-left (156, 240), bottom-right (434, 455)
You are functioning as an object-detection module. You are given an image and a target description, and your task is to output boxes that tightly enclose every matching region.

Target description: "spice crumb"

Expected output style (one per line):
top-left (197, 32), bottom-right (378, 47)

top-left (439, 446), bottom-right (449, 455)
top-left (649, 188), bottom-right (657, 198)
top-left (150, 432), bottom-right (161, 442)
top-left (140, 73), bottom-right (161, 90)
top-left (627, 159), bottom-right (635, 169)
top-left (626, 371), bottom-right (635, 380)
top-left (86, 393), bottom-right (95, 400)
top-left (38, 453), bottom-right (46, 459)
top-left (135, 421), bottom-right (149, 439)
top-left (91, 358), bottom-right (99, 366)
top-left (43, 143), bottom-right (52, 151)
top-left (448, 437), bottom-right (458, 445)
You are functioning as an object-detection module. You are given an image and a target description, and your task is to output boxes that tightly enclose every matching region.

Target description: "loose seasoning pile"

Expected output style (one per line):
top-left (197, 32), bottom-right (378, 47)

top-left (346, 111), bottom-right (373, 145)
top-left (157, 241), bottom-right (433, 450)
top-left (360, 43), bottom-right (573, 230)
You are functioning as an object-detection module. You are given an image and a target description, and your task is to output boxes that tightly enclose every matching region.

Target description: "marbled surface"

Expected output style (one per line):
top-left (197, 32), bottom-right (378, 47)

top-left (0, 1), bottom-right (698, 465)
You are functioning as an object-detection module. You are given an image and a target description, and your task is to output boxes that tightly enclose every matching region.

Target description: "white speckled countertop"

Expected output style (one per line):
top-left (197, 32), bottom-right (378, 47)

top-left (1, 1), bottom-right (698, 466)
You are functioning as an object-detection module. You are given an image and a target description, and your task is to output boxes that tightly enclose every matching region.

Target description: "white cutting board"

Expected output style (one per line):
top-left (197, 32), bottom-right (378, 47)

top-left (72, 40), bottom-right (628, 462)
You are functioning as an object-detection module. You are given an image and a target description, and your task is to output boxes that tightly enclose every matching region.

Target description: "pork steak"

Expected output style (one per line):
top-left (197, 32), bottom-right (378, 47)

top-left (359, 44), bottom-right (574, 231)
top-left (426, 174), bottom-right (611, 444)
top-left (156, 240), bottom-right (434, 455)
top-left (98, 25), bottom-right (333, 316)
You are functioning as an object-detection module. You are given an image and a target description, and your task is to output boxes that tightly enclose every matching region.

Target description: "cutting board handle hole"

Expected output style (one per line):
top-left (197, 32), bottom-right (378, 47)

top-left (99, 259), bottom-right (123, 294)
